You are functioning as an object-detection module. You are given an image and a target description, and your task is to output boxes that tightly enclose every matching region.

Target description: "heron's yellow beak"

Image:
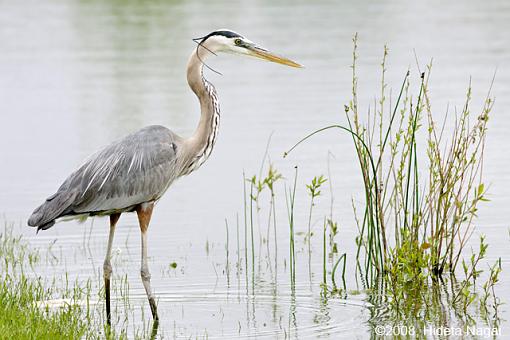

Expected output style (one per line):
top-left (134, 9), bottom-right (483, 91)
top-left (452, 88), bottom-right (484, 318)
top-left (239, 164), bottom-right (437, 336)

top-left (246, 45), bottom-right (303, 68)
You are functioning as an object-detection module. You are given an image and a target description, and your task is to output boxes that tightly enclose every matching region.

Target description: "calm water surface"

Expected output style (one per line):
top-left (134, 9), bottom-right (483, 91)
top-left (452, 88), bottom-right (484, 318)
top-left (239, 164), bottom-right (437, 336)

top-left (1, 0), bottom-right (509, 338)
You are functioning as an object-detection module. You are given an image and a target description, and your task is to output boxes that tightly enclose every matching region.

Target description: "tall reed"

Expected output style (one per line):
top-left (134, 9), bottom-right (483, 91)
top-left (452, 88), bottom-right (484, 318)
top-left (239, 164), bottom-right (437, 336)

top-left (285, 167), bottom-right (298, 285)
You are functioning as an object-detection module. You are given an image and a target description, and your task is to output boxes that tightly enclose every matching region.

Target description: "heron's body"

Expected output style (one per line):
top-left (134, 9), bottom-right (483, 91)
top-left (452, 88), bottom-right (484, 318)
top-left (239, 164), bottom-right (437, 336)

top-left (28, 29), bottom-right (300, 325)
top-left (30, 126), bottom-right (178, 226)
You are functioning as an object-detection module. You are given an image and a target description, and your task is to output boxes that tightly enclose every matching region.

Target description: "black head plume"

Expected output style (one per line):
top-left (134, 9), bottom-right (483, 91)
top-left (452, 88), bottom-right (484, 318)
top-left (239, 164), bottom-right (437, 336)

top-left (192, 30), bottom-right (243, 44)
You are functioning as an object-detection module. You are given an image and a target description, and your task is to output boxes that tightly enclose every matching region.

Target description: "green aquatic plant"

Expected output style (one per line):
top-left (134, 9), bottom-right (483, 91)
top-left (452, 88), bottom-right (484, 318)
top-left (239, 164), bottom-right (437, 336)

top-left (285, 166), bottom-right (299, 286)
top-left (306, 175), bottom-right (327, 280)
top-left (263, 164), bottom-right (283, 275)
top-left (331, 253), bottom-right (347, 292)
top-left (327, 218), bottom-right (339, 255)
top-left (481, 258), bottom-right (502, 307)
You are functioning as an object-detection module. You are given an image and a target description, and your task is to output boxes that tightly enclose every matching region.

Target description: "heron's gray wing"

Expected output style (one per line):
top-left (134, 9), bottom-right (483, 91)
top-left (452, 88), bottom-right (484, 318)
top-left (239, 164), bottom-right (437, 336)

top-left (64, 125), bottom-right (180, 214)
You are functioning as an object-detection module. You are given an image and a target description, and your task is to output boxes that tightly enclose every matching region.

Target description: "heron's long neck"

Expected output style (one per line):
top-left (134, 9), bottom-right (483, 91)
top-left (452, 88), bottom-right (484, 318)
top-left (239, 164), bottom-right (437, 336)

top-left (182, 48), bottom-right (221, 175)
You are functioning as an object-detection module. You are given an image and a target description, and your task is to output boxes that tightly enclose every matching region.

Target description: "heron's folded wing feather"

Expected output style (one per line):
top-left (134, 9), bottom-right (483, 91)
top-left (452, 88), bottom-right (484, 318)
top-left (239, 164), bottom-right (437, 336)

top-left (64, 125), bottom-right (180, 213)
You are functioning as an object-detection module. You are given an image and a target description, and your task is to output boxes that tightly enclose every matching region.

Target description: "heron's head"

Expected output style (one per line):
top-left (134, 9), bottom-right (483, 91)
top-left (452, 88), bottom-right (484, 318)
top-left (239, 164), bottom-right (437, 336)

top-left (193, 29), bottom-right (302, 68)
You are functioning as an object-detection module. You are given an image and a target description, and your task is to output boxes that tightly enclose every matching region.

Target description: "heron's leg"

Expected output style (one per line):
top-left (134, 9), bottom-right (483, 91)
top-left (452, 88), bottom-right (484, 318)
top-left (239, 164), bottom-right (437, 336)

top-left (104, 213), bottom-right (121, 326)
top-left (136, 202), bottom-right (159, 321)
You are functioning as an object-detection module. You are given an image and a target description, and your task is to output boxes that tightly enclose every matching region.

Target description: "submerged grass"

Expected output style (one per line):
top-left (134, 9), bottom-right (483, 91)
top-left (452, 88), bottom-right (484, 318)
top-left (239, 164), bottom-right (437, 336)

top-left (0, 276), bottom-right (85, 339)
top-left (0, 226), bottom-right (87, 339)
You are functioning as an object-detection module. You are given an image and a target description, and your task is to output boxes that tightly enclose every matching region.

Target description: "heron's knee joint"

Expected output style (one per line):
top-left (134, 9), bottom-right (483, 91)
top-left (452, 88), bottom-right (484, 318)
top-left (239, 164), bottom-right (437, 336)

top-left (141, 268), bottom-right (151, 281)
top-left (103, 261), bottom-right (112, 279)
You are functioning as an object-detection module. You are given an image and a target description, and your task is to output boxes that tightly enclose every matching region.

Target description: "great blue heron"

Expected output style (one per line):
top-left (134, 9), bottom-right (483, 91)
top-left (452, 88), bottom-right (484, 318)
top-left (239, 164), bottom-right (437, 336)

top-left (28, 29), bottom-right (301, 324)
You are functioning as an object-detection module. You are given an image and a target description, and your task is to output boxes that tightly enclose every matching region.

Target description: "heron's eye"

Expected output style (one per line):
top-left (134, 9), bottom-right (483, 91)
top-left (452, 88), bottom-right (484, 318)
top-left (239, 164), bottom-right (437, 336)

top-left (234, 38), bottom-right (242, 46)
